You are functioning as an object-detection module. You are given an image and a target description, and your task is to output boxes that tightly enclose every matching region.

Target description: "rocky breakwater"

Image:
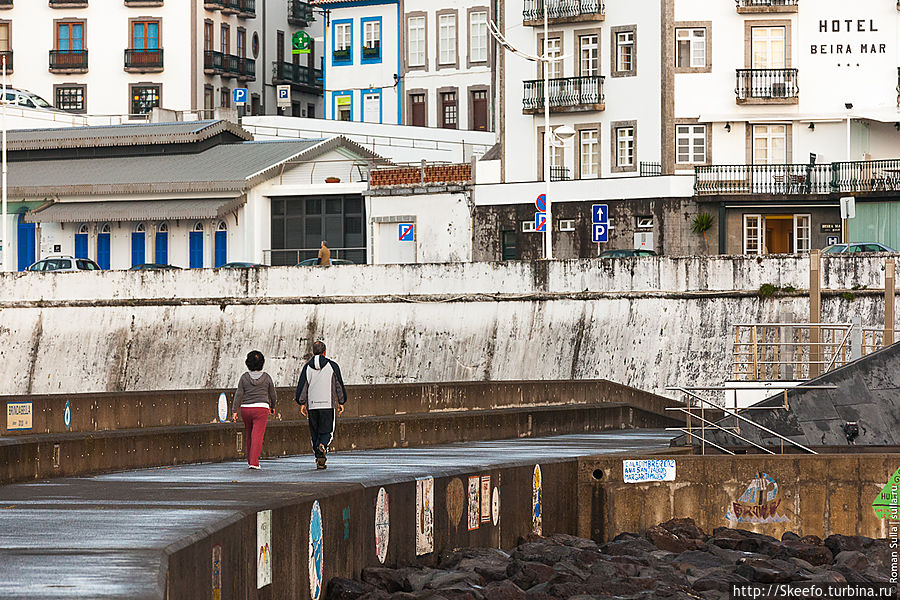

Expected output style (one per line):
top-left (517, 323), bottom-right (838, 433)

top-left (326, 519), bottom-right (896, 600)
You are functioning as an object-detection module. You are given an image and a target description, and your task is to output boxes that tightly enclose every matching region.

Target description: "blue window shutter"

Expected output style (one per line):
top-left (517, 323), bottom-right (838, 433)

top-left (16, 214), bottom-right (35, 271)
top-left (155, 232), bottom-right (168, 265)
top-left (214, 230), bottom-right (227, 267)
top-left (189, 231), bottom-right (203, 268)
top-left (97, 234), bottom-right (111, 270)
top-left (74, 234), bottom-right (88, 259)
top-left (131, 232), bottom-right (145, 267)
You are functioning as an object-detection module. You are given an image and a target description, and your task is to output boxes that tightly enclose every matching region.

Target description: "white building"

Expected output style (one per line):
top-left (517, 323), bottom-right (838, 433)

top-left (0, 0), bottom-right (323, 119)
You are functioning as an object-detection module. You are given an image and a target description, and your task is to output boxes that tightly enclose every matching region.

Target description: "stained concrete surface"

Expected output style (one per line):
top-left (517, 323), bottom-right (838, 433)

top-left (0, 430), bottom-right (673, 600)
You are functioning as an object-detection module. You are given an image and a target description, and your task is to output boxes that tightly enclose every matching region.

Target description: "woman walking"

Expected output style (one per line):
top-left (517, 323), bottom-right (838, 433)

top-left (231, 350), bottom-right (277, 470)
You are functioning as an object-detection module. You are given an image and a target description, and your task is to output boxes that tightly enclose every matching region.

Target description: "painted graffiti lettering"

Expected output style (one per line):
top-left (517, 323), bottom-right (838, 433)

top-left (623, 459), bottom-right (676, 483)
top-left (732, 498), bottom-right (782, 521)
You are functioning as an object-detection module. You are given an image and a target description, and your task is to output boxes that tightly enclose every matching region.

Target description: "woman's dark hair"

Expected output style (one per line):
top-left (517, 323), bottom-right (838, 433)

top-left (245, 350), bottom-right (265, 371)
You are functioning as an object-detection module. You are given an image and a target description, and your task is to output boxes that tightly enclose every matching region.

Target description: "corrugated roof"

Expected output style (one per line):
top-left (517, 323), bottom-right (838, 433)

top-left (7, 120), bottom-right (252, 151)
top-left (24, 198), bottom-right (241, 224)
top-left (8, 139), bottom-right (323, 197)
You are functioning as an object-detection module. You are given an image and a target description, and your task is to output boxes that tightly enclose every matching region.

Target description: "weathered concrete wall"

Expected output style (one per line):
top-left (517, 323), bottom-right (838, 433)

top-left (0, 257), bottom-right (895, 397)
top-left (579, 453), bottom-right (899, 543)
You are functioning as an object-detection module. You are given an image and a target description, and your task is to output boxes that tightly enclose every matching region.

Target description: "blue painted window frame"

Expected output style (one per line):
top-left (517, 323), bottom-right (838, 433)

top-left (74, 233), bottom-right (88, 259)
top-left (131, 232), bottom-right (145, 267)
top-left (155, 231), bottom-right (168, 265)
top-left (16, 212), bottom-right (35, 271)
top-left (97, 232), bottom-right (110, 270)
top-left (333, 90), bottom-right (353, 121)
top-left (332, 19), bottom-right (353, 66)
top-left (189, 231), bottom-right (204, 268)
top-left (361, 88), bottom-right (383, 124)
top-left (214, 230), bottom-right (227, 268)
top-left (360, 17), bottom-right (382, 64)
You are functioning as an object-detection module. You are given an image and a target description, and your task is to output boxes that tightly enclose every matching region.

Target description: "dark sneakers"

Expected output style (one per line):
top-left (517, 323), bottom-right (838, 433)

top-left (316, 456), bottom-right (327, 470)
top-left (315, 444), bottom-right (328, 469)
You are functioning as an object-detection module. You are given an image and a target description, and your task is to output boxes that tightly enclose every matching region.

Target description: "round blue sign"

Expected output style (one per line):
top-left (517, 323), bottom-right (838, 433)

top-left (535, 194), bottom-right (547, 212)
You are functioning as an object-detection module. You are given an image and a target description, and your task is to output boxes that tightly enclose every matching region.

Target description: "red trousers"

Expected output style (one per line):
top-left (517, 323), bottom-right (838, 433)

top-left (241, 407), bottom-right (269, 467)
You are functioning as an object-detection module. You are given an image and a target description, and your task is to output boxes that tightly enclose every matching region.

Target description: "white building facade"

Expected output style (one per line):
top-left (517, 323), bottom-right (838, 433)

top-left (0, 0), bottom-right (323, 118)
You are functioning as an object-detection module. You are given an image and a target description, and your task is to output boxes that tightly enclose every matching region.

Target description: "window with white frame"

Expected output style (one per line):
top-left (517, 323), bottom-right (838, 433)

top-left (743, 214), bottom-right (762, 255)
top-left (363, 20), bottom-right (381, 57)
top-left (335, 22), bottom-right (351, 51)
top-left (580, 34), bottom-right (598, 76)
top-left (675, 28), bottom-right (706, 68)
top-left (794, 214), bottom-right (810, 253)
top-left (522, 220), bottom-right (536, 232)
top-left (439, 14), bottom-right (457, 65)
top-left (469, 11), bottom-right (487, 63)
top-left (408, 16), bottom-right (426, 67)
top-left (752, 124), bottom-right (787, 164)
top-left (559, 219), bottom-right (576, 232)
top-left (579, 129), bottom-right (599, 178)
top-left (616, 126), bottom-right (634, 168)
top-left (543, 37), bottom-right (562, 78)
top-left (676, 124), bottom-right (706, 164)
top-left (636, 216), bottom-right (653, 229)
top-left (616, 31), bottom-right (634, 72)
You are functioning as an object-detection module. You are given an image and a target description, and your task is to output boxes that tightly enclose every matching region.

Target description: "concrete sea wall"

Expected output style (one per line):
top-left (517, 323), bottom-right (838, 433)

top-left (0, 256), bottom-right (894, 396)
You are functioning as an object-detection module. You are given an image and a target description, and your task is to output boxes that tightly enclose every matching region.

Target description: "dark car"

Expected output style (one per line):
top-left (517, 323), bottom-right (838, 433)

top-left (129, 263), bottom-right (182, 271)
top-left (218, 262), bottom-right (268, 268)
top-left (296, 258), bottom-right (355, 266)
top-left (822, 242), bottom-right (895, 253)
top-left (598, 249), bottom-right (657, 258)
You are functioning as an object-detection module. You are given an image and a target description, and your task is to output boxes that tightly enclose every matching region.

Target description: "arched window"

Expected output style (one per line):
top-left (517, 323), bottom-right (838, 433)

top-left (78, 224), bottom-right (89, 234)
top-left (74, 224), bottom-right (89, 259)
top-left (97, 224), bottom-right (111, 270)
top-left (155, 222), bottom-right (169, 265)
top-left (132, 223), bottom-right (146, 267)
top-left (189, 222), bottom-right (204, 268)
top-left (214, 221), bottom-right (227, 267)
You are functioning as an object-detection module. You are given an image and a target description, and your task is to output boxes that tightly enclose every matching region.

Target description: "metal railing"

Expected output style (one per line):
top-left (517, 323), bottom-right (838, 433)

top-left (124, 49), bottom-right (163, 70)
top-left (273, 61), bottom-right (323, 89)
top-left (550, 166), bottom-right (571, 181)
top-left (523, 76), bottom-right (604, 111)
top-left (288, 0), bottom-right (315, 25)
top-left (735, 68), bottom-right (799, 100)
top-left (523, 0), bottom-right (604, 21)
top-left (640, 162), bottom-right (662, 177)
top-left (735, 0), bottom-right (798, 7)
top-left (223, 54), bottom-right (241, 77)
top-left (49, 50), bottom-right (88, 70)
top-left (694, 163), bottom-right (831, 195)
top-left (732, 323), bottom-right (854, 381)
top-left (203, 0), bottom-right (223, 9)
top-left (0, 0), bottom-right (12, 5)
top-left (239, 57), bottom-right (256, 80)
top-left (263, 247), bottom-right (366, 267)
top-left (239, 0), bottom-right (255, 16)
top-left (0, 51), bottom-right (12, 71)
top-left (221, 0), bottom-right (240, 13)
top-left (831, 158), bottom-right (900, 193)
top-left (204, 50), bottom-right (223, 73)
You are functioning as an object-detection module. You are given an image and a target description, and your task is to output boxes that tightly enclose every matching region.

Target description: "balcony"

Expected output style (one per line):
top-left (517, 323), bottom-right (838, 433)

top-left (238, 0), bottom-right (255, 18)
top-left (736, 0), bottom-right (798, 14)
top-left (288, 0), bottom-right (314, 26)
top-left (124, 49), bottom-right (163, 72)
top-left (523, 0), bottom-right (604, 24)
top-left (550, 166), bottom-right (571, 181)
top-left (238, 57), bottom-right (256, 81)
top-left (49, 50), bottom-right (88, 73)
top-left (693, 160), bottom-right (900, 196)
top-left (204, 50), bottom-right (223, 74)
top-left (832, 159), bottom-right (900, 194)
top-left (203, 0), bottom-right (222, 10)
top-left (221, 0), bottom-right (239, 14)
top-left (735, 68), bottom-right (798, 104)
top-left (49, 0), bottom-right (88, 6)
top-left (0, 0), bottom-right (12, 8)
top-left (272, 61), bottom-right (323, 93)
top-left (0, 51), bottom-right (11, 71)
top-left (124, 0), bottom-right (164, 6)
top-left (223, 54), bottom-right (241, 78)
top-left (522, 75), bottom-right (604, 113)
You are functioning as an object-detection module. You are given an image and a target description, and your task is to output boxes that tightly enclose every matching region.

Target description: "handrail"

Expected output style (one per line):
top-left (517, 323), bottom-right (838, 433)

top-left (666, 407), bottom-right (774, 454)
top-left (667, 428), bottom-right (735, 455)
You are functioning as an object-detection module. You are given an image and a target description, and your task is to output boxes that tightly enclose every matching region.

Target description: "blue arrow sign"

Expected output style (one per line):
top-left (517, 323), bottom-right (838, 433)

top-left (535, 212), bottom-right (547, 233)
top-left (592, 204), bottom-right (608, 224)
top-left (592, 223), bottom-right (608, 243)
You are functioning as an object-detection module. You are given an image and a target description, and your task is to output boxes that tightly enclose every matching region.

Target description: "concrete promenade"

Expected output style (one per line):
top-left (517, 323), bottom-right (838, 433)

top-left (0, 430), bottom-right (672, 600)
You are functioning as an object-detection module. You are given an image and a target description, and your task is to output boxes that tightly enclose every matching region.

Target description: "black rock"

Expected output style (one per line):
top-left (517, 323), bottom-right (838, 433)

top-left (691, 568), bottom-right (750, 592)
top-left (506, 560), bottom-right (556, 590)
top-left (781, 532), bottom-right (801, 542)
top-left (327, 577), bottom-right (379, 600)
top-left (362, 567), bottom-right (412, 594)
top-left (481, 580), bottom-right (526, 600)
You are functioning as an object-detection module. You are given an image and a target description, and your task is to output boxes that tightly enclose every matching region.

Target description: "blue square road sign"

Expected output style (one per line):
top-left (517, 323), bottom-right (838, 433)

top-left (535, 212), bottom-right (548, 233)
top-left (592, 223), bottom-right (608, 243)
top-left (592, 204), bottom-right (608, 224)
top-left (233, 88), bottom-right (248, 106)
top-left (398, 223), bottom-right (415, 241)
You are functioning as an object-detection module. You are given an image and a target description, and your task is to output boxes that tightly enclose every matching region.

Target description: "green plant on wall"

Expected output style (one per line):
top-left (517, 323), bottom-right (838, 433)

top-left (692, 212), bottom-right (714, 251)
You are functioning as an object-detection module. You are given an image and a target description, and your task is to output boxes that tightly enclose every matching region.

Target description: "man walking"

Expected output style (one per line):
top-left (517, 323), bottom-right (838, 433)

top-left (296, 340), bottom-right (347, 469)
top-left (318, 240), bottom-right (331, 266)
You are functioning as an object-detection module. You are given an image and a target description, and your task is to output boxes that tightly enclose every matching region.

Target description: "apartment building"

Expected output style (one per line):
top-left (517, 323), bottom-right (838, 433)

top-left (0, 0), bottom-right (322, 118)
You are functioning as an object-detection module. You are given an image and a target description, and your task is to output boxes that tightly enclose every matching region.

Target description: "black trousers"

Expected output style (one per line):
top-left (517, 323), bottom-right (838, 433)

top-left (307, 408), bottom-right (335, 458)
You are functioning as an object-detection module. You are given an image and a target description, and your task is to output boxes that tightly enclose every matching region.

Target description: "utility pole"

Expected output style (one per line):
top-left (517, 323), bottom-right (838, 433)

top-left (2, 55), bottom-right (8, 272)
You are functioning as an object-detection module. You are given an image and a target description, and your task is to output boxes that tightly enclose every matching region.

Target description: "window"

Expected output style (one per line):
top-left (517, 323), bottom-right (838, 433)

top-left (335, 92), bottom-right (352, 121)
top-left (333, 20), bottom-right (352, 64)
top-left (132, 20), bottom-right (159, 50)
top-left (362, 18), bottom-right (381, 63)
top-left (189, 222), bottom-right (204, 269)
top-left (204, 85), bottom-right (213, 111)
top-left (794, 215), bottom-right (810, 254)
top-left (676, 124), bottom-right (707, 164)
top-left (130, 84), bottom-right (160, 115)
top-left (0, 22), bottom-right (10, 53)
top-left (616, 126), bottom-right (635, 168)
top-left (751, 26), bottom-right (785, 69)
top-left (522, 220), bottom-right (536, 233)
top-left (409, 93), bottom-right (426, 127)
top-left (579, 129), bottom-right (599, 178)
top-left (616, 31), bottom-right (633, 72)
top-left (441, 91), bottom-right (457, 128)
top-left (220, 24), bottom-right (230, 55)
top-left (580, 34), bottom-right (598, 76)
top-left (471, 89), bottom-right (488, 131)
top-left (675, 28), bottom-right (705, 68)
top-left (407, 16), bottom-right (425, 67)
top-left (439, 13), bottom-right (457, 66)
top-left (469, 11), bottom-right (487, 63)
top-left (237, 28), bottom-right (246, 58)
top-left (204, 21), bottom-right (213, 52)
top-left (636, 217), bottom-right (654, 229)
top-left (752, 124), bottom-right (786, 164)
top-left (55, 85), bottom-right (86, 113)
top-left (542, 37), bottom-right (561, 78)
top-left (743, 214), bottom-right (762, 255)
top-left (57, 22), bottom-right (84, 51)
top-left (559, 219), bottom-right (576, 232)
top-left (220, 87), bottom-right (230, 108)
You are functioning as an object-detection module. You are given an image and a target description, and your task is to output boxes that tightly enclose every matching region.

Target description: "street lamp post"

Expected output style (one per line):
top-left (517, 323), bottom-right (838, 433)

top-left (2, 55), bottom-right (7, 272)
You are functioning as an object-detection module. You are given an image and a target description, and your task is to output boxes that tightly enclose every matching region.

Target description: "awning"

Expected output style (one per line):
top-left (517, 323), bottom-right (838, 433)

top-left (24, 197), bottom-right (246, 224)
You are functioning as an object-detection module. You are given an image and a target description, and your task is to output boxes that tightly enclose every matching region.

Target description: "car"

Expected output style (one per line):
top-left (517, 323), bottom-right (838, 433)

top-left (3, 88), bottom-right (56, 111)
top-left (296, 258), bottom-right (355, 266)
top-left (822, 242), bottom-right (896, 254)
top-left (598, 249), bottom-right (658, 258)
top-left (218, 262), bottom-right (268, 268)
top-left (26, 256), bottom-right (101, 272)
top-left (129, 263), bottom-right (182, 271)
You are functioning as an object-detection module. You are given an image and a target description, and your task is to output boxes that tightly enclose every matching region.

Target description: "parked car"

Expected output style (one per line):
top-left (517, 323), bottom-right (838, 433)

top-left (296, 258), bottom-right (355, 266)
top-left (822, 242), bottom-right (895, 254)
top-left (218, 262), bottom-right (267, 268)
top-left (3, 88), bottom-right (56, 111)
top-left (129, 263), bottom-right (182, 271)
top-left (598, 249), bottom-right (658, 258)
top-left (27, 256), bottom-right (101, 272)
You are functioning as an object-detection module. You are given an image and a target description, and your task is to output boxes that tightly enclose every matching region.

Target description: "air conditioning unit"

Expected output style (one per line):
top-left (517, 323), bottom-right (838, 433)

top-left (771, 82), bottom-right (787, 98)
top-left (634, 232), bottom-right (653, 250)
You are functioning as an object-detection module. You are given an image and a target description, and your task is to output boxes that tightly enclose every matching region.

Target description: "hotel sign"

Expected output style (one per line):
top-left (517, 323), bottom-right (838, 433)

top-left (811, 19), bottom-right (887, 55)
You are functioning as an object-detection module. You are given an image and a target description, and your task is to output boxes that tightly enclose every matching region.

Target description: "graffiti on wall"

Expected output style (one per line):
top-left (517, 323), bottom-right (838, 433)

top-left (256, 510), bottom-right (272, 590)
top-left (725, 472), bottom-right (788, 524)
top-left (309, 501), bottom-right (324, 600)
top-left (467, 476), bottom-right (480, 531)
top-left (416, 477), bottom-right (434, 555)
top-left (533, 465), bottom-right (543, 535)
top-left (447, 478), bottom-right (464, 530)
top-left (480, 475), bottom-right (491, 523)
top-left (375, 487), bottom-right (390, 564)
top-left (873, 466), bottom-right (900, 520)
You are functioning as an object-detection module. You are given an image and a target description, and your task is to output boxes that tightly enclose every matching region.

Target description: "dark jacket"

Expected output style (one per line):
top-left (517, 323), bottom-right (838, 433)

top-left (294, 355), bottom-right (347, 411)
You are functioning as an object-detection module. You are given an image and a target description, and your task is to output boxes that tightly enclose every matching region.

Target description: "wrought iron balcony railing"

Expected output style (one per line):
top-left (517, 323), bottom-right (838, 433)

top-left (550, 166), bottom-right (571, 181)
top-left (49, 50), bottom-right (88, 71)
top-left (735, 68), bottom-right (799, 101)
top-left (832, 159), bottom-right (900, 194)
top-left (736, 0), bottom-right (798, 8)
top-left (288, 0), bottom-right (315, 26)
top-left (239, 57), bottom-right (256, 80)
top-left (238, 0), bottom-right (255, 17)
top-left (221, 0), bottom-right (240, 13)
top-left (640, 162), bottom-right (662, 177)
top-left (0, 0), bottom-right (12, 6)
top-left (523, 75), bottom-right (604, 112)
top-left (523, 0), bottom-right (604, 22)
top-left (204, 50), bottom-right (223, 73)
top-left (125, 49), bottom-right (163, 70)
top-left (223, 54), bottom-right (241, 77)
top-left (273, 61), bottom-right (323, 90)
